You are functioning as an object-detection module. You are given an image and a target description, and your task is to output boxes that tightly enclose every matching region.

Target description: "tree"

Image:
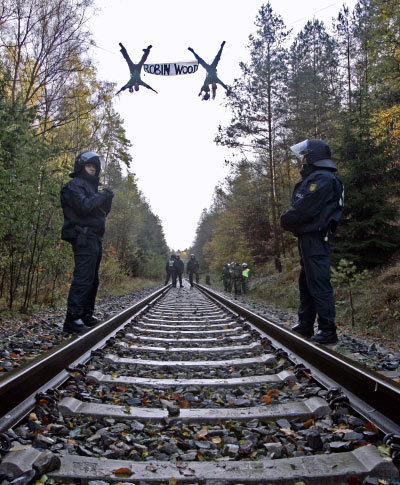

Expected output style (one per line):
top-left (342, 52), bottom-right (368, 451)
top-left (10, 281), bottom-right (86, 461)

top-left (216, 2), bottom-right (290, 271)
top-left (286, 19), bottom-right (341, 141)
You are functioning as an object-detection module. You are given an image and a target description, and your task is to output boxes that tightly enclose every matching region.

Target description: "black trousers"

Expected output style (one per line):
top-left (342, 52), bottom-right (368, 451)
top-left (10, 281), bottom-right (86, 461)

top-left (297, 233), bottom-right (336, 332)
top-left (188, 271), bottom-right (199, 286)
top-left (177, 272), bottom-right (183, 287)
top-left (67, 237), bottom-right (102, 318)
top-left (171, 270), bottom-right (178, 287)
top-left (233, 277), bottom-right (242, 295)
top-left (223, 277), bottom-right (231, 292)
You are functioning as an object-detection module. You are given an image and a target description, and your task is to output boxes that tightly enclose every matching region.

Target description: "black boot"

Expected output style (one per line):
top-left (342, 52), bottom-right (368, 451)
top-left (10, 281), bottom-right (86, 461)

top-left (312, 329), bottom-right (338, 344)
top-left (292, 323), bottom-right (314, 338)
top-left (63, 315), bottom-right (88, 333)
top-left (82, 315), bottom-right (99, 327)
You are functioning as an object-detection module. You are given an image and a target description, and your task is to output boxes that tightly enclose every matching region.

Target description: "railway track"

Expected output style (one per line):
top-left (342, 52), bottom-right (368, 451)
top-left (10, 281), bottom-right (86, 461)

top-left (0, 282), bottom-right (399, 484)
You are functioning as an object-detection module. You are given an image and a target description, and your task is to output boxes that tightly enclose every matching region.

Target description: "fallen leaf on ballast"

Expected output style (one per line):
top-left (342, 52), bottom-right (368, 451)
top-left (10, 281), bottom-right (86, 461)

top-left (113, 468), bottom-right (132, 476)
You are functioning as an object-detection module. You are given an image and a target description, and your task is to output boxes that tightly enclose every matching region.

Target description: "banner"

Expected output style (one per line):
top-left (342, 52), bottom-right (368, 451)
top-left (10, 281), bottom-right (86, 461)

top-left (143, 61), bottom-right (199, 76)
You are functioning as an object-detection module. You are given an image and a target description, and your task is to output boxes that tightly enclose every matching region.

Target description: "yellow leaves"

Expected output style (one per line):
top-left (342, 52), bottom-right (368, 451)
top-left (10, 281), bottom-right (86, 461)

top-left (378, 444), bottom-right (391, 457)
top-left (196, 426), bottom-right (208, 439)
top-left (371, 104), bottom-right (400, 146)
top-left (168, 479), bottom-right (177, 485)
top-left (212, 437), bottom-right (222, 444)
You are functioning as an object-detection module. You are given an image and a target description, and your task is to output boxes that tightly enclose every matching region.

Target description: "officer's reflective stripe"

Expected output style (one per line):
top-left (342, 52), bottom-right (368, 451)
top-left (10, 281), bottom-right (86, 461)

top-left (339, 187), bottom-right (344, 207)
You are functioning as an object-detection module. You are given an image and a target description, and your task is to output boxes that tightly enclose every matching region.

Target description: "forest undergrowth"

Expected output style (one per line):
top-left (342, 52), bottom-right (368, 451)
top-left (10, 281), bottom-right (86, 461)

top-left (211, 253), bottom-right (400, 346)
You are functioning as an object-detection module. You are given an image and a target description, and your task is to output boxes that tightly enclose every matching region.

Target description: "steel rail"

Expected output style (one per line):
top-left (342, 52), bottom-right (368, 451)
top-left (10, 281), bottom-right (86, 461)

top-left (196, 283), bottom-right (400, 434)
top-left (0, 285), bottom-right (170, 432)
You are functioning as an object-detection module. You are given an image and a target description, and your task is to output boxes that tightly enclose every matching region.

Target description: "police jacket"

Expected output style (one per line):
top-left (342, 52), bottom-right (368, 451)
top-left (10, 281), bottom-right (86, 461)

top-left (187, 259), bottom-right (199, 273)
top-left (166, 258), bottom-right (177, 273)
top-left (60, 174), bottom-right (112, 242)
top-left (222, 266), bottom-right (231, 278)
top-left (232, 264), bottom-right (242, 279)
top-left (176, 259), bottom-right (184, 274)
top-left (280, 168), bottom-right (343, 236)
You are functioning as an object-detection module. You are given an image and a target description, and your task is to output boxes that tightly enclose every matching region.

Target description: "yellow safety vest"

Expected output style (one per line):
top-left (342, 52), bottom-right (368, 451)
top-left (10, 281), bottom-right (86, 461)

top-left (242, 269), bottom-right (249, 278)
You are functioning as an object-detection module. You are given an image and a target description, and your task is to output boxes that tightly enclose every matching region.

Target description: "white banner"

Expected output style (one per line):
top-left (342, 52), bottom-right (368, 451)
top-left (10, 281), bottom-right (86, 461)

top-left (143, 61), bottom-right (199, 76)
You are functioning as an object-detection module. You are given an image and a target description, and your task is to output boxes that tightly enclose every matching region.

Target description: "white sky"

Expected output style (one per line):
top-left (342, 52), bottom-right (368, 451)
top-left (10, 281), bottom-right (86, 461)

top-left (89, 0), bottom-right (356, 251)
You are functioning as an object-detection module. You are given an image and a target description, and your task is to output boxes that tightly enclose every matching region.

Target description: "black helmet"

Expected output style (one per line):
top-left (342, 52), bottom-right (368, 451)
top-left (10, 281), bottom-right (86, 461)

top-left (171, 254), bottom-right (176, 259)
top-left (190, 254), bottom-right (195, 259)
top-left (290, 139), bottom-right (336, 170)
top-left (71, 150), bottom-right (103, 178)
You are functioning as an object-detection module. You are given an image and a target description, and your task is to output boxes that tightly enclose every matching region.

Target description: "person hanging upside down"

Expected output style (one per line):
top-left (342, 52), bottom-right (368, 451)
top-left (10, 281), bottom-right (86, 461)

top-left (188, 41), bottom-right (230, 100)
top-left (116, 43), bottom-right (158, 95)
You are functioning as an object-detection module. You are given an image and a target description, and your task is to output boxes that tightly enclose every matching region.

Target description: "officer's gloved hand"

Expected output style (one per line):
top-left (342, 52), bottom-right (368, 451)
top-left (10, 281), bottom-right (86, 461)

top-left (102, 187), bottom-right (114, 198)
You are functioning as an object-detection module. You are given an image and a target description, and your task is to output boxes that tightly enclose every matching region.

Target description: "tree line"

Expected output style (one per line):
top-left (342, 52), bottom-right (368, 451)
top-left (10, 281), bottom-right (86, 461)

top-left (0, 0), bottom-right (168, 311)
top-left (191, 0), bottom-right (400, 274)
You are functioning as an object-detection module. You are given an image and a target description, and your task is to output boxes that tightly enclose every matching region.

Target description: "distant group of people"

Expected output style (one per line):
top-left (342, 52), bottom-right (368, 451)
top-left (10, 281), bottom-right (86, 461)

top-left (222, 262), bottom-right (250, 297)
top-left (165, 254), bottom-right (200, 288)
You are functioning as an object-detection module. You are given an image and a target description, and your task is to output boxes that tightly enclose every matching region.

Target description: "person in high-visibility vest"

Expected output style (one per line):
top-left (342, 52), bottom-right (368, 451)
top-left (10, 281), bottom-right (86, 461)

top-left (241, 263), bottom-right (250, 294)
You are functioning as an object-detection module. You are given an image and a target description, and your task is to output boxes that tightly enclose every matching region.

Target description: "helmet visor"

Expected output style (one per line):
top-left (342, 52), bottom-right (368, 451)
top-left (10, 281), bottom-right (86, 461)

top-left (290, 140), bottom-right (309, 158)
top-left (80, 151), bottom-right (105, 171)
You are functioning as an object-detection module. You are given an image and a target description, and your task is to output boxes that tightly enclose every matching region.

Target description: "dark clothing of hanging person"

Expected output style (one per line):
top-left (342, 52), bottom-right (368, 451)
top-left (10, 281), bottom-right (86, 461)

top-left (60, 151), bottom-right (114, 333)
top-left (117, 43), bottom-right (158, 94)
top-left (188, 41), bottom-right (230, 100)
top-left (280, 139), bottom-right (343, 344)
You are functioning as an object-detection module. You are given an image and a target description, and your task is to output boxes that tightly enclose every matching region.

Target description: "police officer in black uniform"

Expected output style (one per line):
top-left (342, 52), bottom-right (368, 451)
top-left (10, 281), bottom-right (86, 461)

top-left (165, 254), bottom-right (178, 286)
top-left (175, 255), bottom-right (184, 288)
top-left (60, 150), bottom-right (114, 333)
top-left (186, 254), bottom-right (199, 287)
top-left (280, 139), bottom-right (343, 344)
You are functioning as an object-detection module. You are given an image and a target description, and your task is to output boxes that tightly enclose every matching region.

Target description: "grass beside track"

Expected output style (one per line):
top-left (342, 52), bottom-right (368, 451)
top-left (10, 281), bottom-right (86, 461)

top-left (0, 277), bottom-right (162, 324)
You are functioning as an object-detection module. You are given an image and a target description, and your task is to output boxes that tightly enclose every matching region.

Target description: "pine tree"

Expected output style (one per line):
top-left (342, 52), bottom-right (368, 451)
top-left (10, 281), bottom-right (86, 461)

top-left (286, 19), bottom-right (341, 141)
top-left (216, 2), bottom-right (290, 271)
